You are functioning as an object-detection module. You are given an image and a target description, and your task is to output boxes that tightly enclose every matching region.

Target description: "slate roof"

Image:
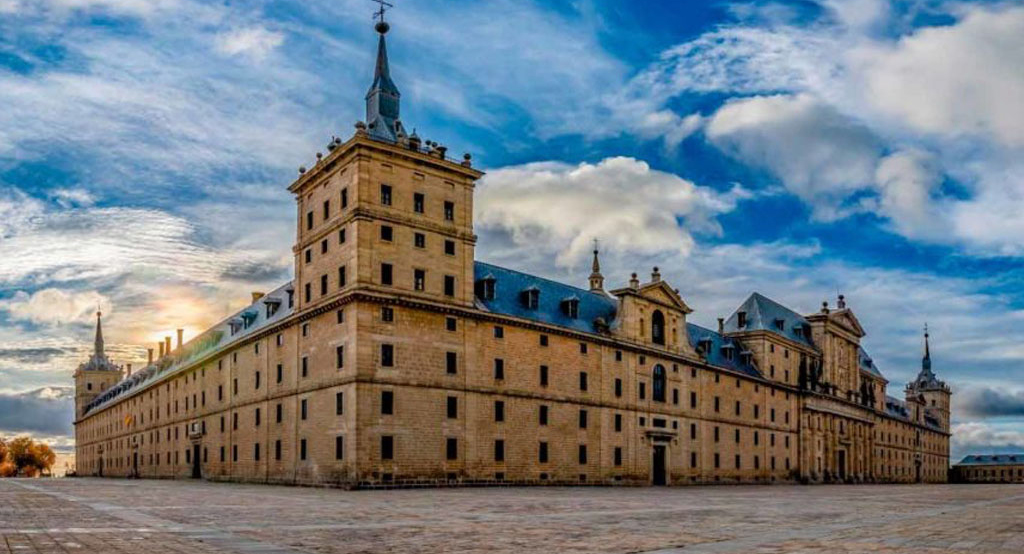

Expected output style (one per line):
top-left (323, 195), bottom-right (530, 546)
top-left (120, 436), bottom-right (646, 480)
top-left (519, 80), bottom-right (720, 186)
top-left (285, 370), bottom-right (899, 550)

top-left (686, 323), bottom-right (760, 378)
top-left (857, 347), bottom-right (886, 380)
top-left (474, 262), bottom-right (617, 335)
top-left (82, 281), bottom-right (295, 417)
top-left (884, 395), bottom-right (910, 419)
top-left (956, 454), bottom-right (1024, 466)
top-left (723, 292), bottom-right (815, 348)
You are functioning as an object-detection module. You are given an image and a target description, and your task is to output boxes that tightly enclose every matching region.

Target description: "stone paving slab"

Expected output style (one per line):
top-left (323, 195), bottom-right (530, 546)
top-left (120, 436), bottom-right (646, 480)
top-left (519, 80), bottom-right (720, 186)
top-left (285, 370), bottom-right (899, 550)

top-left (2, 479), bottom-right (1023, 553)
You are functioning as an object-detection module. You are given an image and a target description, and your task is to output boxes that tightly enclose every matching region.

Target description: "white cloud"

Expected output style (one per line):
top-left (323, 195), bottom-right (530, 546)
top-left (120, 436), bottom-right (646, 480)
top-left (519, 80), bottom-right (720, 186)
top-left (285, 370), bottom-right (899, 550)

top-left (476, 157), bottom-right (747, 266)
top-left (952, 422), bottom-right (1024, 453)
top-left (851, 6), bottom-right (1024, 147)
top-left (0, 289), bottom-right (110, 326)
top-left (49, 188), bottom-right (96, 208)
top-left (705, 93), bottom-right (880, 219)
top-left (873, 149), bottom-right (943, 238)
top-left (215, 27), bottom-right (285, 60)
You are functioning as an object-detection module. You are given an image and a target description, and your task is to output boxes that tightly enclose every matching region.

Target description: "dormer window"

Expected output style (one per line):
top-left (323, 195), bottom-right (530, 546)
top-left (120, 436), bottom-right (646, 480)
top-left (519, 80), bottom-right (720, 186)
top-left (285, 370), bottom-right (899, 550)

top-left (740, 351), bottom-right (753, 365)
top-left (774, 318), bottom-right (785, 331)
top-left (793, 324), bottom-right (803, 338)
top-left (521, 287), bottom-right (539, 309)
top-left (561, 297), bottom-right (579, 319)
top-left (475, 275), bottom-right (496, 300)
top-left (698, 338), bottom-right (713, 355)
top-left (264, 298), bottom-right (281, 319)
top-left (721, 343), bottom-right (735, 361)
top-left (737, 311), bottom-right (747, 328)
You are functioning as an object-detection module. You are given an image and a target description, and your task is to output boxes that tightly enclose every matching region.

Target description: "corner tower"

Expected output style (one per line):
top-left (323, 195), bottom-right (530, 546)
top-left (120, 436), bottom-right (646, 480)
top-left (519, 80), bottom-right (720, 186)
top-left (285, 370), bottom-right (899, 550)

top-left (288, 12), bottom-right (484, 314)
top-left (73, 311), bottom-right (123, 420)
top-left (906, 325), bottom-right (951, 432)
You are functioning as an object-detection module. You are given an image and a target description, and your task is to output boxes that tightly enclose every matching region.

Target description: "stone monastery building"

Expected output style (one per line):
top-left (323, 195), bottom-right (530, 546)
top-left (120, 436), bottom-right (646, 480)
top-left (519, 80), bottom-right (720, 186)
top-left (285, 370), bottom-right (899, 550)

top-left (74, 16), bottom-right (951, 487)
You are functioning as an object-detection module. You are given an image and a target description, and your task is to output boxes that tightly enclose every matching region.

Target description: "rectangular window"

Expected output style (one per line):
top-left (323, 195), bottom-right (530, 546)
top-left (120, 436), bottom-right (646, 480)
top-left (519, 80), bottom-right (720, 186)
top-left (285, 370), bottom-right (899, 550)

top-left (446, 351), bottom-right (457, 374)
top-left (539, 405), bottom-right (549, 426)
top-left (447, 396), bottom-right (458, 419)
top-left (255, 407), bottom-right (261, 426)
top-left (539, 442), bottom-right (549, 463)
top-left (381, 306), bottom-right (394, 322)
top-left (320, 274), bottom-right (328, 295)
top-left (320, 238), bottom-right (328, 254)
top-left (339, 228), bottom-right (346, 244)
top-left (380, 184), bottom-right (392, 205)
top-left (615, 413), bottom-right (622, 432)
top-left (381, 391), bottom-right (394, 415)
top-left (276, 403), bottom-right (282, 423)
top-left (414, 269), bottom-right (425, 291)
top-left (443, 201), bottom-right (454, 221)
top-left (304, 283), bottom-right (311, 303)
top-left (306, 211), bottom-right (313, 230)
top-left (335, 345), bottom-right (345, 369)
top-left (494, 358), bottom-right (504, 380)
top-left (714, 426), bottom-right (720, 442)
top-left (301, 399), bottom-right (307, 420)
top-left (254, 443), bottom-right (261, 461)
top-left (444, 240), bottom-right (456, 256)
top-left (494, 440), bottom-right (505, 462)
top-left (301, 356), bottom-right (308, 378)
top-left (639, 382), bottom-right (646, 400)
top-left (578, 444), bottom-right (587, 465)
top-left (336, 392), bottom-right (344, 415)
top-left (614, 447), bottom-right (622, 467)
top-left (690, 423), bottom-right (697, 440)
top-left (233, 445), bottom-right (238, 462)
top-left (304, 249), bottom-right (312, 264)
top-left (580, 343), bottom-right (588, 354)
top-left (414, 232), bottom-right (425, 248)
top-left (444, 275), bottom-right (455, 297)
top-left (493, 326), bottom-right (504, 338)
top-left (381, 344), bottom-right (394, 367)
top-left (673, 389), bottom-right (679, 405)
top-left (381, 435), bottom-right (394, 460)
top-left (714, 396), bottom-right (720, 412)
top-left (276, 364), bottom-right (283, 384)
top-left (615, 378), bottom-right (622, 397)
top-left (300, 439), bottom-right (307, 461)
top-left (579, 372), bottom-right (588, 391)
top-left (579, 409), bottom-right (588, 429)
top-left (380, 225), bottom-right (393, 241)
top-left (539, 334), bottom-right (548, 347)
top-left (335, 436), bottom-right (344, 460)
top-left (690, 391), bottom-right (697, 409)
top-left (338, 266), bottom-right (346, 288)
top-left (381, 263), bottom-right (393, 285)
top-left (494, 400), bottom-right (505, 422)
top-left (446, 437), bottom-right (458, 460)
top-left (446, 317), bottom-right (457, 331)
top-left (341, 188), bottom-right (348, 208)
top-left (539, 365), bottom-right (548, 387)
top-left (413, 192), bottom-right (424, 213)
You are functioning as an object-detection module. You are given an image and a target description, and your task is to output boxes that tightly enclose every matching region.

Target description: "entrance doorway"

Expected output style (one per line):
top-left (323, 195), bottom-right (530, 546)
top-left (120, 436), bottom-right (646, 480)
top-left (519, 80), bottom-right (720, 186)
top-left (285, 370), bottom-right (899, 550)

top-left (192, 444), bottom-right (201, 479)
top-left (837, 450), bottom-right (847, 481)
top-left (132, 452), bottom-right (138, 478)
top-left (915, 461), bottom-right (922, 483)
top-left (652, 445), bottom-right (667, 486)
top-left (97, 456), bottom-right (104, 477)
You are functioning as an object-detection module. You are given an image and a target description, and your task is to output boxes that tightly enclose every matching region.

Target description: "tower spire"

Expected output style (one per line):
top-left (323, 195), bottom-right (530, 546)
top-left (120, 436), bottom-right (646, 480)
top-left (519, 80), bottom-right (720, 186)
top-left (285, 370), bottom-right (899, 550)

top-left (922, 323), bottom-right (931, 372)
top-left (94, 309), bottom-right (105, 359)
top-left (365, 0), bottom-right (405, 142)
top-left (589, 239), bottom-right (604, 292)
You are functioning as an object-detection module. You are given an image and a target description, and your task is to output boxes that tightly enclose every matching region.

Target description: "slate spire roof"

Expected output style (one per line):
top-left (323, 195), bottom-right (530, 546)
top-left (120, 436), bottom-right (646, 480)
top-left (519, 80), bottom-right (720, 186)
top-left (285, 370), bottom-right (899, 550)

top-left (910, 325), bottom-right (946, 391)
top-left (94, 310), bottom-right (104, 359)
top-left (365, 18), bottom-right (406, 142)
top-left (78, 310), bottom-right (119, 373)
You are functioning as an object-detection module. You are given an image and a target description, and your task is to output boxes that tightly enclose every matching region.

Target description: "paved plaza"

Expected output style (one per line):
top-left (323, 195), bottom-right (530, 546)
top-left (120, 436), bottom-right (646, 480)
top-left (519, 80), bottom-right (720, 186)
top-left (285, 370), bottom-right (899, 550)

top-left (2, 479), bottom-right (1023, 553)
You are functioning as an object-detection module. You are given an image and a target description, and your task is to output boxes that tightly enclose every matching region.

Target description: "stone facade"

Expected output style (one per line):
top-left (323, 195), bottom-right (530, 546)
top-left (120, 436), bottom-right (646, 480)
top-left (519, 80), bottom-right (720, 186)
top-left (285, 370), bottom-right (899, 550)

top-left (73, 19), bottom-right (951, 487)
top-left (951, 455), bottom-right (1024, 483)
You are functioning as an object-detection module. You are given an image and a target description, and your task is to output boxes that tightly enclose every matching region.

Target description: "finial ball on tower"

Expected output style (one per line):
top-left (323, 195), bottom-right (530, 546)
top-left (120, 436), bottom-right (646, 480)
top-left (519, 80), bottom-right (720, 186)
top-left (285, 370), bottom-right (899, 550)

top-left (375, 21), bottom-right (390, 34)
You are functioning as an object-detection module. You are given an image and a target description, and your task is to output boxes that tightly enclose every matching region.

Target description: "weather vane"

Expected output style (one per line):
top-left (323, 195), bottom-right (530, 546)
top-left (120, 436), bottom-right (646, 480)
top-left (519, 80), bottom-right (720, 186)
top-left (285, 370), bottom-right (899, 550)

top-left (372, 0), bottom-right (393, 24)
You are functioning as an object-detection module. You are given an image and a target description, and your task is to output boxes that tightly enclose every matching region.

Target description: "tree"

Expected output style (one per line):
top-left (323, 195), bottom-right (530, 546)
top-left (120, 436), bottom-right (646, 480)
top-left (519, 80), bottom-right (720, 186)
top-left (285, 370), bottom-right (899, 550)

top-left (0, 436), bottom-right (57, 477)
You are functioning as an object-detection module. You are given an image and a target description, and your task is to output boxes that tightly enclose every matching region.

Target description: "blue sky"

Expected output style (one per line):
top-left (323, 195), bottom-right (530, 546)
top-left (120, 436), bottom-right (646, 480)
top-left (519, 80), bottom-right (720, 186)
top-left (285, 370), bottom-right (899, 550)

top-left (1, 0), bottom-right (1023, 458)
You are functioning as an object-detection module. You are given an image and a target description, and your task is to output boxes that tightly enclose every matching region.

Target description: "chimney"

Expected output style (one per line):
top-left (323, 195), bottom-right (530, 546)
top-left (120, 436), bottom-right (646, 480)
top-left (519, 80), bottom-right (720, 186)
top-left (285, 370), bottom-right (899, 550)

top-left (717, 317), bottom-right (724, 334)
top-left (629, 272), bottom-right (640, 290)
top-left (176, 328), bottom-right (184, 350)
top-left (147, 348), bottom-right (154, 365)
top-left (651, 266), bottom-right (661, 283)
top-left (126, 363), bottom-right (132, 377)
top-left (158, 342), bottom-right (164, 358)
top-left (251, 291), bottom-right (265, 303)
top-left (164, 336), bottom-right (171, 357)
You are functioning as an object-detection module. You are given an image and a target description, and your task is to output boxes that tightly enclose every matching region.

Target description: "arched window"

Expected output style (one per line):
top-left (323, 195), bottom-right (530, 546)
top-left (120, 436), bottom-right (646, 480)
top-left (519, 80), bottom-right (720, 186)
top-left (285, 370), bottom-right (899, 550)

top-left (652, 364), bottom-right (667, 402)
top-left (652, 310), bottom-right (666, 345)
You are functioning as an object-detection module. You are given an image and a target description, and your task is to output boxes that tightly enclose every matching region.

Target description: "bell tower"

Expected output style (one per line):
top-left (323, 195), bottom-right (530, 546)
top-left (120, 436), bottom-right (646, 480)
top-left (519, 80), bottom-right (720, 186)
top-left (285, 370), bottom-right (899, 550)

top-left (73, 311), bottom-right (123, 420)
top-left (906, 325), bottom-right (951, 432)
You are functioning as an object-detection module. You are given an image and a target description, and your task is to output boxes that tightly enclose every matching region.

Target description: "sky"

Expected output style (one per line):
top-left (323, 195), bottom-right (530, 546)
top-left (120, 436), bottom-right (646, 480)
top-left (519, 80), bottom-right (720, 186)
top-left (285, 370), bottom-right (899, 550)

top-left (0, 0), bottom-right (1022, 460)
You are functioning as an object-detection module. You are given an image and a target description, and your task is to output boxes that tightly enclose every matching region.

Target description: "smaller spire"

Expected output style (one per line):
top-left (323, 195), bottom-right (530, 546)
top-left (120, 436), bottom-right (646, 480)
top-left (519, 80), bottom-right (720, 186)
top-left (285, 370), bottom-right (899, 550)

top-left (922, 323), bottom-right (931, 372)
top-left (589, 239), bottom-right (604, 292)
top-left (94, 309), bottom-right (105, 359)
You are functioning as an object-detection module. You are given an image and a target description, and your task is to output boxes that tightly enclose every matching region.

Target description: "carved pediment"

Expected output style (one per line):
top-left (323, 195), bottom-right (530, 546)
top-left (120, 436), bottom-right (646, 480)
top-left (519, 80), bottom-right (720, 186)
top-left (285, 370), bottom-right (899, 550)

top-left (611, 280), bottom-right (692, 314)
top-left (831, 309), bottom-right (866, 338)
